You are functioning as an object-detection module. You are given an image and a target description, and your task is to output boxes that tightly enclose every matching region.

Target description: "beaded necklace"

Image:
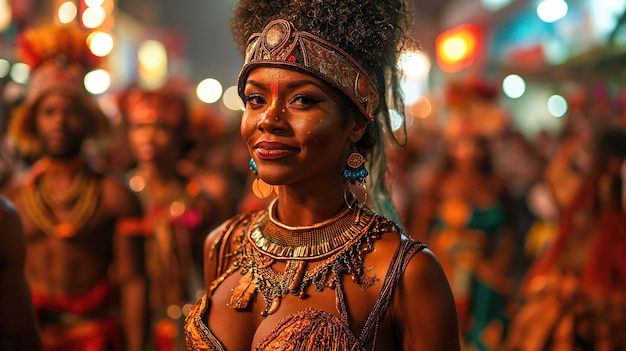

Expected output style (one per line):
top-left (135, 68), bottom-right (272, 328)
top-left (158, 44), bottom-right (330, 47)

top-left (218, 200), bottom-right (397, 316)
top-left (23, 168), bottom-right (100, 239)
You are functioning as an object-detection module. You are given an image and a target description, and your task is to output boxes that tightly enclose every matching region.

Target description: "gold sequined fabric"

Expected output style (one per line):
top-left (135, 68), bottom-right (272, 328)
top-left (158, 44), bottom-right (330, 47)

top-left (184, 296), bottom-right (364, 351)
top-left (255, 308), bottom-right (364, 351)
top-left (184, 295), bottom-right (225, 351)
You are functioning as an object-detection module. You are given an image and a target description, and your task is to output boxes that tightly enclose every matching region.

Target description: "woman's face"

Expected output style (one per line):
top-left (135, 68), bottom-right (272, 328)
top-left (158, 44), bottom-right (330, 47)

top-left (240, 67), bottom-right (364, 186)
top-left (448, 137), bottom-right (484, 169)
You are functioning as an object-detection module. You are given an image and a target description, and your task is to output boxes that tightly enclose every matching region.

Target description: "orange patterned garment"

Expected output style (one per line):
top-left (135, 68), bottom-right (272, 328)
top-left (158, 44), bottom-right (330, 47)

top-left (185, 295), bottom-right (365, 351)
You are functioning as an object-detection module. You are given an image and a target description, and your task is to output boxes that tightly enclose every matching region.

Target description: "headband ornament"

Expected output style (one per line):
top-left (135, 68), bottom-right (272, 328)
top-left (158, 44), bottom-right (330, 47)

top-left (237, 19), bottom-right (379, 122)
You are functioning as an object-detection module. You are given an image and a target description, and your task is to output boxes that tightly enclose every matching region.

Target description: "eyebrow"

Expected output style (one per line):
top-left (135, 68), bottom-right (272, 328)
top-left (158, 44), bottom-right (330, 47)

top-left (245, 78), bottom-right (323, 91)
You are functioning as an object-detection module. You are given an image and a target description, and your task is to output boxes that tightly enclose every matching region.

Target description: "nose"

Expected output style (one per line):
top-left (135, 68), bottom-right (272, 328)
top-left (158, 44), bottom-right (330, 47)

top-left (256, 102), bottom-right (289, 134)
top-left (49, 110), bottom-right (73, 130)
top-left (137, 125), bottom-right (157, 143)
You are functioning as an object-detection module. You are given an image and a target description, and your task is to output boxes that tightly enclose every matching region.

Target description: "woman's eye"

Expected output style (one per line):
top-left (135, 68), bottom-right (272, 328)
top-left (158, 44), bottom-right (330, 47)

top-left (245, 94), bottom-right (266, 107)
top-left (292, 95), bottom-right (319, 106)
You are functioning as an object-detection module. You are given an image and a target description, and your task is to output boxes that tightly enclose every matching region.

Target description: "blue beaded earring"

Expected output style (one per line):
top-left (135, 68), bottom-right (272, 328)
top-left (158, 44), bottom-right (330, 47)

top-left (342, 145), bottom-right (368, 207)
top-left (249, 158), bottom-right (277, 198)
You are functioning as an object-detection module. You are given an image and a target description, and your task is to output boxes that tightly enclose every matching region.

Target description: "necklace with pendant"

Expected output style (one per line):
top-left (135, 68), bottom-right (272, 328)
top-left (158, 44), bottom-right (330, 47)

top-left (225, 199), bottom-right (396, 316)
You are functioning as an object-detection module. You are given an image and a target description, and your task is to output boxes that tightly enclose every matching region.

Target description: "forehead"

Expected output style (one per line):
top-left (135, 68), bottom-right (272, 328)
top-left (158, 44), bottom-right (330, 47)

top-left (125, 91), bottom-right (186, 127)
top-left (245, 66), bottom-right (330, 90)
top-left (36, 91), bottom-right (77, 106)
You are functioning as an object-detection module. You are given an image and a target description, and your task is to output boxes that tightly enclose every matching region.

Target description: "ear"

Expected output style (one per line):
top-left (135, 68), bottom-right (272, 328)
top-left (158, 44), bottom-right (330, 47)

top-left (348, 113), bottom-right (368, 143)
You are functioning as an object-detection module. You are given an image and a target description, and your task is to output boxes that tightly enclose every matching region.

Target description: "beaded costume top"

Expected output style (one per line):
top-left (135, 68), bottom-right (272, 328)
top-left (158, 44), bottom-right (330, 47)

top-left (184, 203), bottom-right (425, 350)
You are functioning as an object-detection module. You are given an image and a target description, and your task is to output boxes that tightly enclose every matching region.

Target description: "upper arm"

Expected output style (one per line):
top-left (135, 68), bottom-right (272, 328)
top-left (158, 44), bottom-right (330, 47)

top-left (392, 248), bottom-right (461, 351)
top-left (203, 221), bottom-right (229, 293)
top-left (101, 177), bottom-right (145, 281)
top-left (202, 215), bottom-right (246, 294)
top-left (0, 198), bottom-right (24, 273)
top-left (102, 176), bottom-right (143, 221)
top-left (0, 197), bottom-right (39, 340)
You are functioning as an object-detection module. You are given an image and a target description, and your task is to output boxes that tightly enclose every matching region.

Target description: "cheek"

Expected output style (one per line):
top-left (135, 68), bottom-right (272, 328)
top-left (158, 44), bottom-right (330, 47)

top-left (153, 129), bottom-right (174, 148)
top-left (293, 115), bottom-right (343, 150)
top-left (67, 114), bottom-right (86, 132)
top-left (127, 127), bottom-right (146, 146)
top-left (240, 112), bottom-right (256, 145)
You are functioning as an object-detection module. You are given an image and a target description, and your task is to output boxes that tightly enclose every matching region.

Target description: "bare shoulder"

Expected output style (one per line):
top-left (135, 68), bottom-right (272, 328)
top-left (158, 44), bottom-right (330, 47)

top-left (203, 212), bottom-right (254, 288)
top-left (2, 181), bottom-right (24, 204)
top-left (203, 213), bottom-right (250, 263)
top-left (0, 196), bottom-right (22, 235)
top-left (99, 173), bottom-right (142, 218)
top-left (0, 196), bottom-right (25, 264)
top-left (392, 243), bottom-right (461, 351)
top-left (400, 246), bottom-right (449, 290)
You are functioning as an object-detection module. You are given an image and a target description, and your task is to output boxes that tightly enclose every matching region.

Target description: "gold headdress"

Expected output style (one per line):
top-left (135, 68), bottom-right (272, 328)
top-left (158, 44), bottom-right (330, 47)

top-left (237, 19), bottom-right (379, 122)
top-left (9, 24), bottom-right (109, 158)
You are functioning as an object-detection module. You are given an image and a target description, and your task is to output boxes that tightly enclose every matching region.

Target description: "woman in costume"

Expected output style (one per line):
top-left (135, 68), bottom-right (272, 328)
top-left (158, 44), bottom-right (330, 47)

top-left (184, 0), bottom-right (461, 350)
top-left (503, 127), bottom-right (626, 351)
top-left (411, 80), bottom-right (516, 351)
top-left (118, 81), bottom-right (223, 351)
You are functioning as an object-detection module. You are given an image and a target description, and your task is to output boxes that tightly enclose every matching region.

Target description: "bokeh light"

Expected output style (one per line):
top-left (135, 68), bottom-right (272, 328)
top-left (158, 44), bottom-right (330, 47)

top-left (196, 78), bottom-right (223, 104)
top-left (537, 0), bottom-right (568, 23)
top-left (410, 96), bottom-right (433, 119)
top-left (399, 51), bottom-right (431, 80)
top-left (481, 0), bottom-right (513, 11)
top-left (84, 69), bottom-right (111, 95)
top-left (88, 31), bottom-right (114, 57)
top-left (82, 6), bottom-right (106, 28)
top-left (85, 0), bottom-right (105, 7)
top-left (0, 59), bottom-right (10, 78)
top-left (223, 85), bottom-right (244, 111)
top-left (389, 109), bottom-right (405, 132)
top-left (10, 63), bottom-right (30, 84)
top-left (0, 0), bottom-right (12, 32)
top-left (138, 40), bottom-right (168, 89)
top-left (547, 94), bottom-right (568, 117)
top-left (502, 74), bottom-right (526, 99)
top-left (58, 1), bottom-right (78, 24)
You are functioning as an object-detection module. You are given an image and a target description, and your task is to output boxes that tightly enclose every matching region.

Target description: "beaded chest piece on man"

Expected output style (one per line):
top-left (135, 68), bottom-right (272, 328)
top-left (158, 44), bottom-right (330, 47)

top-left (210, 199), bottom-right (397, 317)
top-left (23, 159), bottom-right (100, 239)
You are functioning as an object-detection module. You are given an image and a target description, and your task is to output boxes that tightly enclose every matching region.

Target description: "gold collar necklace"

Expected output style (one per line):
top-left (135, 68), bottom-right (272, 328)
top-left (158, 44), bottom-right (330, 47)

top-left (248, 198), bottom-right (365, 260)
top-left (231, 199), bottom-right (386, 315)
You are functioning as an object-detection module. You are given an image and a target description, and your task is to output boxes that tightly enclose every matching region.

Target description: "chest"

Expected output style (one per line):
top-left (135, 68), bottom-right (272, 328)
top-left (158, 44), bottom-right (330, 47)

top-left (15, 191), bottom-right (116, 251)
top-left (207, 267), bottom-right (393, 351)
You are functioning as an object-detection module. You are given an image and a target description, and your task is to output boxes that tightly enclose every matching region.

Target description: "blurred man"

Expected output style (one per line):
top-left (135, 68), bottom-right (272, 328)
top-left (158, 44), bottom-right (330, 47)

top-left (4, 25), bottom-right (147, 351)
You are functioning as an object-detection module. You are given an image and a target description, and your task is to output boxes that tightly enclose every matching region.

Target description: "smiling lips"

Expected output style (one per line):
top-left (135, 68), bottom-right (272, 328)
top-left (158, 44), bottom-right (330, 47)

top-left (254, 141), bottom-right (299, 160)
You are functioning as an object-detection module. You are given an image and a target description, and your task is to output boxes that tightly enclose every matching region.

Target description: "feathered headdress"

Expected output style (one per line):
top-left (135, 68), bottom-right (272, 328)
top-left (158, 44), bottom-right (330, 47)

top-left (9, 24), bottom-right (109, 159)
top-left (16, 24), bottom-right (101, 70)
